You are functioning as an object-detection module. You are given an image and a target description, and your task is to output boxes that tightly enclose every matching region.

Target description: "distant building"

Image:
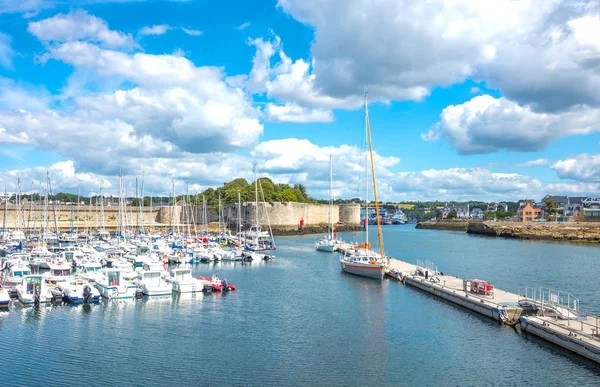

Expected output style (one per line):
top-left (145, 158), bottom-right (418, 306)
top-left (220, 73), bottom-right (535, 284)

top-left (564, 197), bottom-right (586, 218)
top-left (583, 198), bottom-right (600, 218)
top-left (441, 205), bottom-right (469, 219)
top-left (519, 200), bottom-right (544, 222)
top-left (470, 208), bottom-right (484, 219)
top-left (487, 202), bottom-right (508, 212)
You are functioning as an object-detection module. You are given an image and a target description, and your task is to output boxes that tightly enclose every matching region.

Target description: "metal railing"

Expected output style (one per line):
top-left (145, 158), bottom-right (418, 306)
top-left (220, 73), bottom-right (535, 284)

top-left (416, 259), bottom-right (438, 275)
top-left (519, 287), bottom-right (580, 320)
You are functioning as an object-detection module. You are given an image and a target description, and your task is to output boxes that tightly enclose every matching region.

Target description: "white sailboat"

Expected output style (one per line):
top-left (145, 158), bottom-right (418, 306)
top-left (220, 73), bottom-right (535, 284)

top-left (316, 155), bottom-right (339, 253)
top-left (340, 93), bottom-right (387, 280)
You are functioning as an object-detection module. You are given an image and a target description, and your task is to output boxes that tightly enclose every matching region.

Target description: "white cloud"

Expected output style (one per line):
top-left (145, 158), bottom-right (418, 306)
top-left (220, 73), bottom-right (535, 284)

top-left (516, 159), bottom-right (549, 168)
top-left (181, 27), bottom-right (202, 36)
top-left (237, 21), bottom-right (251, 31)
top-left (423, 95), bottom-right (600, 154)
top-left (247, 37), bottom-right (367, 110)
top-left (140, 24), bottom-right (172, 36)
top-left (469, 87), bottom-right (480, 94)
top-left (28, 10), bottom-right (135, 49)
top-left (0, 32), bottom-right (16, 68)
top-left (265, 103), bottom-right (334, 123)
top-left (275, 0), bottom-right (600, 114)
top-left (552, 154), bottom-right (600, 182)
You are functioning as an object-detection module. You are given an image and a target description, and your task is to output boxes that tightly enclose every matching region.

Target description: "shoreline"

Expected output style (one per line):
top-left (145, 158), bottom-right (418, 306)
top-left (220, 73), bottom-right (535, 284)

top-left (416, 220), bottom-right (600, 245)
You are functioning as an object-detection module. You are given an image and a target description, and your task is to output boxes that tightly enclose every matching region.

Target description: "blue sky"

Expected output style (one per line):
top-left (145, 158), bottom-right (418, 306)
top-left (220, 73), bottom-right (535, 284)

top-left (0, 0), bottom-right (599, 201)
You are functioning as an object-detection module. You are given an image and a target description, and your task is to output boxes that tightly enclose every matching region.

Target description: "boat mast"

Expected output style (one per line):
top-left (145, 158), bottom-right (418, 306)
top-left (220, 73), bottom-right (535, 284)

top-left (237, 189), bottom-right (241, 237)
top-left (139, 171), bottom-right (145, 234)
top-left (364, 94), bottom-right (369, 258)
top-left (254, 164), bottom-right (258, 227)
top-left (48, 171), bottom-right (59, 238)
top-left (2, 186), bottom-right (6, 239)
top-left (329, 154), bottom-right (333, 240)
top-left (99, 183), bottom-right (105, 235)
top-left (365, 94), bottom-right (386, 263)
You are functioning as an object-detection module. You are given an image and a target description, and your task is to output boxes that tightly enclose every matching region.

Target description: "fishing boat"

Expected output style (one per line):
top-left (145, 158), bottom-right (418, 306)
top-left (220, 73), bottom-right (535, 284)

top-left (166, 267), bottom-right (203, 293)
top-left (134, 270), bottom-right (172, 296)
top-left (340, 93), bottom-right (387, 280)
top-left (95, 268), bottom-right (137, 299)
top-left (0, 285), bottom-right (9, 308)
top-left (78, 261), bottom-right (103, 283)
top-left (44, 261), bottom-right (73, 283)
top-left (2, 260), bottom-right (31, 292)
top-left (57, 278), bottom-right (100, 303)
top-left (316, 155), bottom-right (339, 253)
top-left (16, 274), bottom-right (52, 304)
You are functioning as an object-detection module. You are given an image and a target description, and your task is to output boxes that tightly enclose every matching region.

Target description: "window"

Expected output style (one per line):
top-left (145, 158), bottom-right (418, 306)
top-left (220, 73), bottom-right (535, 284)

top-left (526, 217), bottom-right (532, 221)
top-left (526, 211), bottom-right (532, 215)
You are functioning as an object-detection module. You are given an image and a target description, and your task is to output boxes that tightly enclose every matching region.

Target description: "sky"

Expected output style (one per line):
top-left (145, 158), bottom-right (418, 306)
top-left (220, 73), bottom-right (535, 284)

top-left (0, 0), bottom-right (600, 201)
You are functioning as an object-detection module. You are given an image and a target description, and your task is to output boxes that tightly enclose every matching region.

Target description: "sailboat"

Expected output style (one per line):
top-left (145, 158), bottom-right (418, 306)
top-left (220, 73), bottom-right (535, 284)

top-left (339, 93), bottom-right (387, 280)
top-left (237, 165), bottom-right (276, 252)
top-left (315, 155), bottom-right (339, 253)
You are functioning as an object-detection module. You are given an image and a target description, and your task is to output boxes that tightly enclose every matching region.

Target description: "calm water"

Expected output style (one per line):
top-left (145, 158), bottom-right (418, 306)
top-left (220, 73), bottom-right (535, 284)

top-left (2, 227), bottom-right (600, 386)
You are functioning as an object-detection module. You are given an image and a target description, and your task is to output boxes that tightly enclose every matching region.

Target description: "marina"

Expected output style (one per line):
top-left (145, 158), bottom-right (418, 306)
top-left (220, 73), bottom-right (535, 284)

top-left (2, 229), bottom-right (600, 385)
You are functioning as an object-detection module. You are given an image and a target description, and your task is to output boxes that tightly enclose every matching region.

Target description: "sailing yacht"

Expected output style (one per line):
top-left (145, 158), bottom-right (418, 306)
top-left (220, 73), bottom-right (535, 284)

top-left (316, 155), bottom-right (339, 253)
top-left (340, 93), bottom-right (387, 280)
top-left (237, 165), bottom-right (276, 252)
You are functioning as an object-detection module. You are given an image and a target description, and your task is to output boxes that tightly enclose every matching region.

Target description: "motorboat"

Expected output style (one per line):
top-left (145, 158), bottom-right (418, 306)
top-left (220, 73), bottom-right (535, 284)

top-left (340, 249), bottom-right (386, 280)
top-left (95, 268), bottom-right (137, 299)
top-left (44, 261), bottom-right (73, 284)
top-left (134, 270), bottom-right (172, 296)
top-left (166, 267), bottom-right (203, 293)
top-left (58, 278), bottom-right (100, 303)
top-left (78, 261), bottom-right (103, 283)
top-left (2, 260), bottom-right (31, 291)
top-left (0, 285), bottom-right (9, 308)
top-left (16, 274), bottom-right (52, 304)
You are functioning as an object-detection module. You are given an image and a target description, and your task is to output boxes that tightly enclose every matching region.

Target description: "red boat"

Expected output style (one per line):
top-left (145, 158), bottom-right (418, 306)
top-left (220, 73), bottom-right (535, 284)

top-left (197, 275), bottom-right (236, 292)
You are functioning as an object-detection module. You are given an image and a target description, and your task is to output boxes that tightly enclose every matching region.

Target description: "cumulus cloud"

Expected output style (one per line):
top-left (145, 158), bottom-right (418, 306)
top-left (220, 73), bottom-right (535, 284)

top-left (516, 159), bottom-right (549, 168)
top-left (552, 154), bottom-right (600, 182)
top-left (423, 95), bottom-right (600, 154)
top-left (28, 10), bottom-right (136, 49)
top-left (181, 27), bottom-right (202, 36)
top-left (0, 33), bottom-right (16, 68)
top-left (139, 24), bottom-right (172, 36)
top-left (265, 103), bottom-right (334, 123)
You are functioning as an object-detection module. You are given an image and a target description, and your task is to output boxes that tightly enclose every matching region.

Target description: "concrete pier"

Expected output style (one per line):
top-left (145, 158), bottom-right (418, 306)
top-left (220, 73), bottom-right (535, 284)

top-left (337, 243), bottom-right (600, 364)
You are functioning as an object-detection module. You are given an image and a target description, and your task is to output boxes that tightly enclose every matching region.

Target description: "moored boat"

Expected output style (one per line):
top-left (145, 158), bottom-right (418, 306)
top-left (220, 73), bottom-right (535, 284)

top-left (134, 270), bottom-right (172, 296)
top-left (58, 278), bottom-right (100, 303)
top-left (95, 269), bottom-right (137, 299)
top-left (166, 267), bottom-right (203, 293)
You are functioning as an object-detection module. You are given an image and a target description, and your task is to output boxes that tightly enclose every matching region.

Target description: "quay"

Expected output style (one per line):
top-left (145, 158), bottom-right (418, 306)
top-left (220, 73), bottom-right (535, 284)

top-left (337, 242), bottom-right (600, 365)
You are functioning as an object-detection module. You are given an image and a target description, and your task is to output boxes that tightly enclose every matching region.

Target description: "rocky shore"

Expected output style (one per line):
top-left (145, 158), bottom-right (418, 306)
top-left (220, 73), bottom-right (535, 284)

top-left (416, 219), bottom-right (600, 244)
top-left (415, 220), bottom-right (469, 231)
top-left (466, 221), bottom-right (600, 244)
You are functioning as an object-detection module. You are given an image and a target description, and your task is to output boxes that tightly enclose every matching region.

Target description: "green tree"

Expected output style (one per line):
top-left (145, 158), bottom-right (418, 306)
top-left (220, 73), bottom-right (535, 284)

top-left (280, 188), bottom-right (298, 202)
top-left (446, 210), bottom-right (457, 219)
top-left (542, 198), bottom-right (558, 217)
top-left (483, 211), bottom-right (495, 221)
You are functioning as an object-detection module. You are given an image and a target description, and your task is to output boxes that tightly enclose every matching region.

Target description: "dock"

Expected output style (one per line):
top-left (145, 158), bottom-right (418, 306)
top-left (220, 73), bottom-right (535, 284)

top-left (336, 243), bottom-right (600, 365)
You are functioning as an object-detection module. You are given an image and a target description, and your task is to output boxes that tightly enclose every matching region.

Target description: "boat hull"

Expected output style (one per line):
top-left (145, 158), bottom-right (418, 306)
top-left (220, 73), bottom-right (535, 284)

top-left (340, 261), bottom-right (385, 280)
top-left (141, 285), bottom-right (173, 296)
top-left (96, 282), bottom-right (137, 299)
top-left (316, 244), bottom-right (336, 253)
top-left (172, 281), bottom-right (201, 293)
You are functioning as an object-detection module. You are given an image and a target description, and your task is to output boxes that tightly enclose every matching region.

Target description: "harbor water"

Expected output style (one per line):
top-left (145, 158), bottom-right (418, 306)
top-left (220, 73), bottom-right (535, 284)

top-left (2, 227), bottom-right (600, 386)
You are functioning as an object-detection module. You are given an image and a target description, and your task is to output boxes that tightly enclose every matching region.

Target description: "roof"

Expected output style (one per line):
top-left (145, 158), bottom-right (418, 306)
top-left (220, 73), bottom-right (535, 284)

top-left (568, 197), bottom-right (587, 204)
top-left (545, 195), bottom-right (568, 203)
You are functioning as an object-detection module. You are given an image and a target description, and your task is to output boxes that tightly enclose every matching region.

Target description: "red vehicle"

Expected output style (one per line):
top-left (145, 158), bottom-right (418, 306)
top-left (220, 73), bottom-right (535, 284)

top-left (471, 279), bottom-right (494, 296)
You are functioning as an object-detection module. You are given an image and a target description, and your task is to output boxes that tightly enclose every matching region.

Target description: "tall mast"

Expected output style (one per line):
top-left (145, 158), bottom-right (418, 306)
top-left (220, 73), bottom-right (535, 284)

top-left (254, 164), bottom-right (259, 226)
top-left (139, 171), bottom-right (145, 234)
top-left (365, 94), bottom-right (386, 263)
top-left (47, 171), bottom-right (59, 237)
top-left (329, 154), bottom-right (333, 239)
top-left (364, 94), bottom-right (369, 257)
top-left (2, 186), bottom-right (7, 238)
top-left (16, 177), bottom-right (21, 233)
top-left (237, 189), bottom-right (241, 237)
top-left (100, 183), bottom-right (105, 234)
top-left (76, 185), bottom-right (80, 233)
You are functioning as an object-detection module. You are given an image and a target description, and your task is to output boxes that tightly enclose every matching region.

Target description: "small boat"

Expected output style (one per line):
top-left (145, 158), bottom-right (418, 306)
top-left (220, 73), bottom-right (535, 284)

top-left (57, 279), bottom-right (100, 303)
top-left (44, 261), bottom-right (73, 284)
top-left (198, 274), bottom-right (236, 292)
top-left (316, 155), bottom-right (339, 253)
top-left (134, 270), bottom-right (173, 296)
top-left (166, 267), bottom-right (203, 293)
top-left (95, 269), bottom-right (137, 299)
top-left (78, 261), bottom-right (103, 283)
top-left (2, 261), bottom-right (31, 292)
top-left (16, 274), bottom-right (52, 304)
top-left (0, 285), bottom-right (9, 308)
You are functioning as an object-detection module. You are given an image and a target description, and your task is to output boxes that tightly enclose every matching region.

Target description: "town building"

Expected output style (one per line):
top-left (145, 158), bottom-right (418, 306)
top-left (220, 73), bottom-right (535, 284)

top-left (441, 205), bottom-right (469, 219)
top-left (582, 198), bottom-right (600, 218)
top-left (470, 208), bottom-right (484, 219)
top-left (519, 200), bottom-right (544, 222)
top-left (487, 202), bottom-right (508, 212)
